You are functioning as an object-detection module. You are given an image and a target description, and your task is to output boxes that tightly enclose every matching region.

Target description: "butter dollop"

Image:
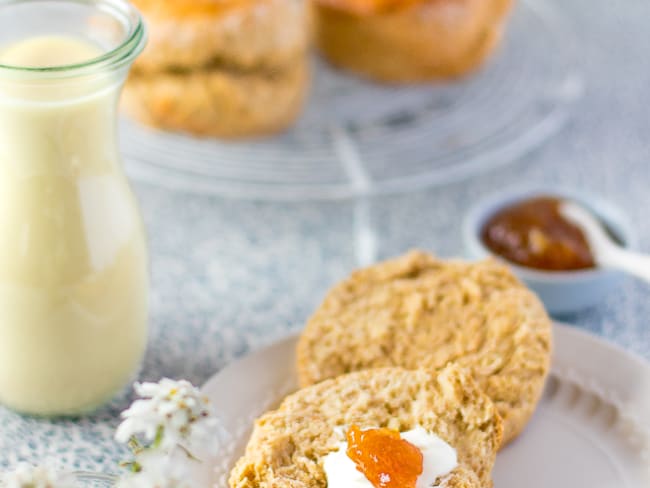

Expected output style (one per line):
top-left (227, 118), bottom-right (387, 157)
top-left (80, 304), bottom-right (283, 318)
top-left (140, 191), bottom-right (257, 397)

top-left (323, 426), bottom-right (458, 488)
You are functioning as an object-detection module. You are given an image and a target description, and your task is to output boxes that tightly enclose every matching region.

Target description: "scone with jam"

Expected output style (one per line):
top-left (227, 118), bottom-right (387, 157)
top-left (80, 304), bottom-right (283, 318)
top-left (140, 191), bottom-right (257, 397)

top-left (229, 365), bottom-right (502, 487)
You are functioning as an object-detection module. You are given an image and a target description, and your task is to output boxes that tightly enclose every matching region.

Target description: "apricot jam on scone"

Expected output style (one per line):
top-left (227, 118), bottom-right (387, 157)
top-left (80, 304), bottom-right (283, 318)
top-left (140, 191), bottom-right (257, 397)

top-left (346, 425), bottom-right (423, 488)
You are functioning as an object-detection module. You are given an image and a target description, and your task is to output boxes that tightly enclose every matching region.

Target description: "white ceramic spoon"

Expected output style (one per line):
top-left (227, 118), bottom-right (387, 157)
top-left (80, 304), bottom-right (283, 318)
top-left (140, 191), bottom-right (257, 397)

top-left (560, 201), bottom-right (650, 283)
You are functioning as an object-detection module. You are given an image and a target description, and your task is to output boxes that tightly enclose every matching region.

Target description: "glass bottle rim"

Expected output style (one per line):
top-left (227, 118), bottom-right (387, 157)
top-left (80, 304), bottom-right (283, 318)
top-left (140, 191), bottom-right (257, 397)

top-left (0, 0), bottom-right (146, 78)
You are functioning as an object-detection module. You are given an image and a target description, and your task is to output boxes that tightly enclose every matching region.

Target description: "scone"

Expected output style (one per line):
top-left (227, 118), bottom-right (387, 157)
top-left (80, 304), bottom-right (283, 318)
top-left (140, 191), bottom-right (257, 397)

top-left (296, 251), bottom-right (553, 445)
top-left (229, 365), bottom-right (503, 487)
top-left (313, 0), bottom-right (514, 83)
top-left (123, 0), bottom-right (310, 138)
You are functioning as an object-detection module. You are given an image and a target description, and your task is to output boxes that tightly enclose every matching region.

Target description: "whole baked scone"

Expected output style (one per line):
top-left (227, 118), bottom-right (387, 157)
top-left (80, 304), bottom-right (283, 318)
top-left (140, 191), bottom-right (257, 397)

top-left (123, 0), bottom-right (310, 138)
top-left (229, 365), bottom-right (503, 487)
top-left (313, 0), bottom-right (513, 83)
top-left (296, 251), bottom-right (553, 445)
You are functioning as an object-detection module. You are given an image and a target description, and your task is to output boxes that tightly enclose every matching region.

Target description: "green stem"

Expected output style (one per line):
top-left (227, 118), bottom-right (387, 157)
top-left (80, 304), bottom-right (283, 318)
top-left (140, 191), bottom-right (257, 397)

top-left (118, 461), bottom-right (142, 473)
top-left (152, 426), bottom-right (165, 449)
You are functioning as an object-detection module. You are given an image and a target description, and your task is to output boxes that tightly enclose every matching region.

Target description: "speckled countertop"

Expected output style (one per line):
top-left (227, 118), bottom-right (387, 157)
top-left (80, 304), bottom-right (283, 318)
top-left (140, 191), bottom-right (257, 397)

top-left (1, 0), bottom-right (649, 475)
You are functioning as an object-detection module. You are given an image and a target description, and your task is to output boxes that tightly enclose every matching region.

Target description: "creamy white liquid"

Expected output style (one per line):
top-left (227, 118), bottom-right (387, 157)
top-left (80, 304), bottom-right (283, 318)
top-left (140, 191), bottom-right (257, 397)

top-left (0, 36), bottom-right (148, 415)
top-left (0, 36), bottom-right (101, 67)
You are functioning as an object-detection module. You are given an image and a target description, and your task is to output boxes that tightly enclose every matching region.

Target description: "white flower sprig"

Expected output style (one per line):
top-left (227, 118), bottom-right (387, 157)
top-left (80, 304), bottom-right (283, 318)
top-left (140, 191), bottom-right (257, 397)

top-left (2, 379), bottom-right (225, 488)
top-left (115, 378), bottom-right (225, 488)
top-left (115, 378), bottom-right (219, 458)
top-left (1, 464), bottom-right (73, 488)
top-left (113, 451), bottom-right (191, 488)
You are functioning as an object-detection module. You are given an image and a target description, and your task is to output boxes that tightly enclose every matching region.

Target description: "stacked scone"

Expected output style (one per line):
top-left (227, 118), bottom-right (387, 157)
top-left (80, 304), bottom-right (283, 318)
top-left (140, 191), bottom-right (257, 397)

top-left (230, 251), bottom-right (552, 487)
top-left (123, 0), bottom-right (310, 138)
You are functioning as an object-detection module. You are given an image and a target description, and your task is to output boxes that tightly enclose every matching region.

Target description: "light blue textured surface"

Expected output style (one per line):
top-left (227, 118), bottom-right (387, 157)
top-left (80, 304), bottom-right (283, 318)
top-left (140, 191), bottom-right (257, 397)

top-left (0, 0), bottom-right (649, 474)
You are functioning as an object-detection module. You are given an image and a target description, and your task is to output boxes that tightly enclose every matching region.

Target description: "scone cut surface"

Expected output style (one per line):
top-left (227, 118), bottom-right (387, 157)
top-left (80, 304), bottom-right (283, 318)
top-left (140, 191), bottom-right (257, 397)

top-left (296, 251), bottom-right (553, 445)
top-left (229, 365), bottom-right (502, 488)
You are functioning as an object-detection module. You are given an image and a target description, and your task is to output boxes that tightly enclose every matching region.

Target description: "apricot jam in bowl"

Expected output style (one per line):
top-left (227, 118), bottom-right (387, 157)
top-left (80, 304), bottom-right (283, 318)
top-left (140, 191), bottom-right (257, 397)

top-left (463, 187), bottom-right (635, 316)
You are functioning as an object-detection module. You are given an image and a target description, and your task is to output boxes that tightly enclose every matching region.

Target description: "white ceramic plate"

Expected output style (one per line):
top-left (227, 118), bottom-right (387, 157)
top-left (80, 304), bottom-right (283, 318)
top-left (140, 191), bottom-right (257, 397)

top-left (201, 324), bottom-right (650, 487)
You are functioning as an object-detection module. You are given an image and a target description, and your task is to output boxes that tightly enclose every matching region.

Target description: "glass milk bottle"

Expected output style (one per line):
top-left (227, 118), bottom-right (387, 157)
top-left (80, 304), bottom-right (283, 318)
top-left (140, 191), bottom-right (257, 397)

top-left (0, 0), bottom-right (148, 415)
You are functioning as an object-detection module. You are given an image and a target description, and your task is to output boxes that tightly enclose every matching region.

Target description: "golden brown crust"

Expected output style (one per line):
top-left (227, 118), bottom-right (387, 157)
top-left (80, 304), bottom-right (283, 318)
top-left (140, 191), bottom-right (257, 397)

top-left (296, 251), bottom-right (553, 445)
top-left (315, 0), bottom-right (421, 15)
top-left (121, 61), bottom-right (309, 139)
top-left (314, 0), bottom-right (513, 82)
top-left (229, 365), bottom-right (502, 487)
top-left (131, 0), bottom-right (259, 18)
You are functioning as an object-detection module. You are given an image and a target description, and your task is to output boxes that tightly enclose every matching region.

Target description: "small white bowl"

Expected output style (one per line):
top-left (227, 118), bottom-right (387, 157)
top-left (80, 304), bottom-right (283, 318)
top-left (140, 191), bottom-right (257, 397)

top-left (463, 187), bottom-right (636, 316)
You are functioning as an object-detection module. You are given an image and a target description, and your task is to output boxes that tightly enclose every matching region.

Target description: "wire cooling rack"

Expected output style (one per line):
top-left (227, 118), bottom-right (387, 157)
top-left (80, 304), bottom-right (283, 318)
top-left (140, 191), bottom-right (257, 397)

top-left (121, 0), bottom-right (583, 201)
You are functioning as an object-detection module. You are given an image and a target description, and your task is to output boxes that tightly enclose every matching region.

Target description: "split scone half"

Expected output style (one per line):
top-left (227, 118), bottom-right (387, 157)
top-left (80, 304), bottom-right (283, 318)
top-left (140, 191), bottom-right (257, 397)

top-left (123, 0), bottom-right (310, 138)
top-left (229, 365), bottom-right (503, 487)
top-left (297, 251), bottom-right (553, 446)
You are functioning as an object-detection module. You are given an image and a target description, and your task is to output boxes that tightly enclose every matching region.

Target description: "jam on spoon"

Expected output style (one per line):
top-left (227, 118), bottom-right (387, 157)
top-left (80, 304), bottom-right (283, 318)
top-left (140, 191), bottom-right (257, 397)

top-left (346, 425), bottom-right (423, 488)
